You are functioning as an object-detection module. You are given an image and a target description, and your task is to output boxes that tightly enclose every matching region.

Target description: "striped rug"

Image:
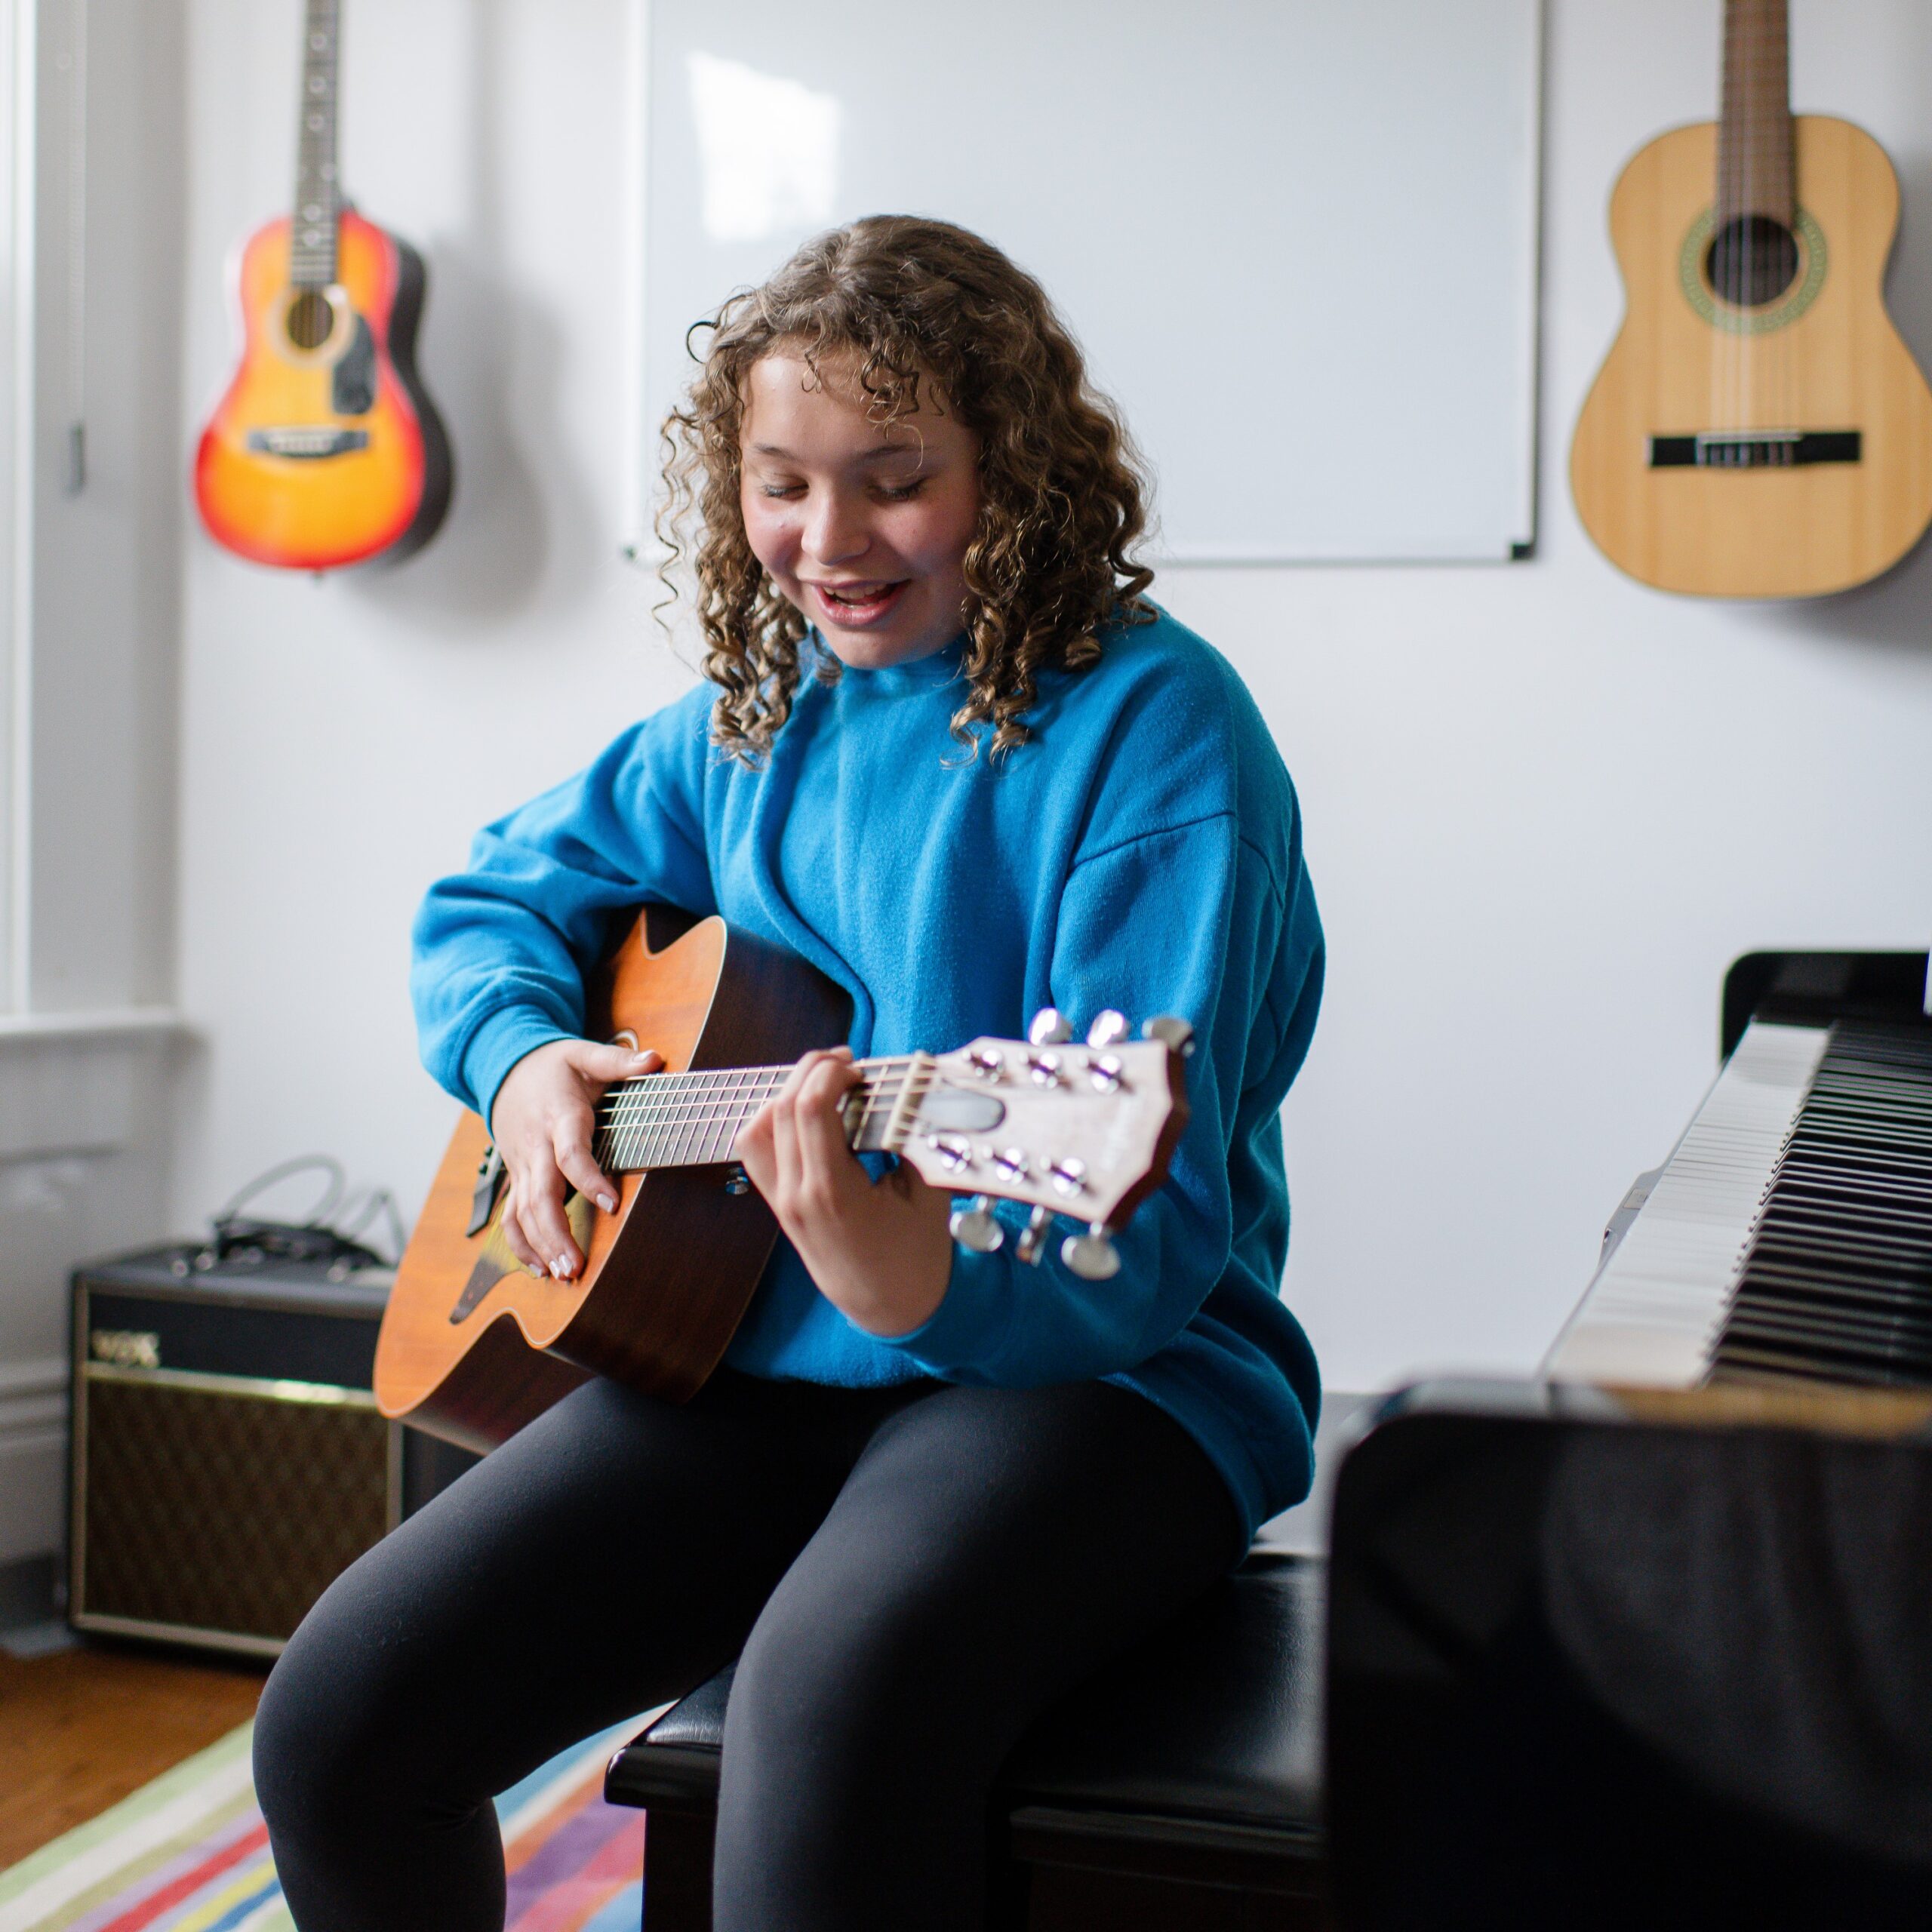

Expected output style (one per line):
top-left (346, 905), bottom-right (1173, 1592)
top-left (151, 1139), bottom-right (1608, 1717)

top-left (0, 1717), bottom-right (650, 1932)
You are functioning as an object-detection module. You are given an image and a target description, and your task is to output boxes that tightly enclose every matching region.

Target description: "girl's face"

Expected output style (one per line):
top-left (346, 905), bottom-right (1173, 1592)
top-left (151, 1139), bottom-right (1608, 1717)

top-left (739, 350), bottom-right (981, 671)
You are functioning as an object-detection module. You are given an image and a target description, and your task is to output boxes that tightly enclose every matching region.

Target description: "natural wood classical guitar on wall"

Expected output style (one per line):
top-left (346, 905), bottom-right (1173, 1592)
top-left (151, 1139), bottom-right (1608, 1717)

top-left (1571, 0), bottom-right (1932, 598)
top-left (375, 907), bottom-right (1195, 1454)
top-left (195, 0), bottom-right (451, 571)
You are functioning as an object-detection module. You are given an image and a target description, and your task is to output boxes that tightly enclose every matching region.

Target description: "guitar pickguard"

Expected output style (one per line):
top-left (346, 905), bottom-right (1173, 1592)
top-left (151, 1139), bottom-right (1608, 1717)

top-left (450, 1192), bottom-right (595, 1325)
top-left (332, 314), bottom-right (377, 414)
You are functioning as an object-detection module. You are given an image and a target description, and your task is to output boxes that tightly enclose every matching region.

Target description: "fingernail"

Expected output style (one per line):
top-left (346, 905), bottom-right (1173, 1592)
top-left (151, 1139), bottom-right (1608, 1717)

top-left (597, 1192), bottom-right (617, 1214)
top-left (527, 1263), bottom-right (545, 1277)
top-left (551, 1257), bottom-right (573, 1279)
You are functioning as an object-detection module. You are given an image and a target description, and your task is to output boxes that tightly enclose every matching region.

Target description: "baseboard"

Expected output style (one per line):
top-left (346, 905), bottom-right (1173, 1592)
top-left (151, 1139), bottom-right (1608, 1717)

top-left (0, 1356), bottom-right (66, 1437)
top-left (0, 1357), bottom-right (69, 1565)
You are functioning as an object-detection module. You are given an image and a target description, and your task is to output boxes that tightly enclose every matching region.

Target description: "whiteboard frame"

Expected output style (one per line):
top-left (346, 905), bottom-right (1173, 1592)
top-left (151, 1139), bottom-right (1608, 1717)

top-left (620, 0), bottom-right (1546, 571)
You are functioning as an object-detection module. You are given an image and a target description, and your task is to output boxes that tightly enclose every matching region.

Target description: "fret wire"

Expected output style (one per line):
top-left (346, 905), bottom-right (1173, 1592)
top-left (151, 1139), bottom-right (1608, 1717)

top-left (697, 1069), bottom-right (743, 1165)
top-left (853, 1078), bottom-right (897, 1150)
top-left (693, 1077), bottom-right (723, 1166)
top-left (637, 1084), bottom-right (680, 1168)
top-left (713, 1066), bottom-right (762, 1163)
top-left (669, 1072), bottom-right (706, 1169)
top-left (729, 1065), bottom-right (777, 1159)
top-left (631, 1087), bottom-right (666, 1168)
top-left (692, 1072), bottom-right (743, 1164)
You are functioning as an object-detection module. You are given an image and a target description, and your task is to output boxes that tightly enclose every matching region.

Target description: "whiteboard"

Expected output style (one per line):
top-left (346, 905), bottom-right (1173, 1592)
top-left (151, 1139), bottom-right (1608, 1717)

top-left (632, 0), bottom-right (1543, 564)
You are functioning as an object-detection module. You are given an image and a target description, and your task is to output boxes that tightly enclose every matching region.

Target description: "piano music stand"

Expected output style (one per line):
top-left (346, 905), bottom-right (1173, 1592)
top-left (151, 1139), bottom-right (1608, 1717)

top-left (1721, 949), bottom-right (1929, 1061)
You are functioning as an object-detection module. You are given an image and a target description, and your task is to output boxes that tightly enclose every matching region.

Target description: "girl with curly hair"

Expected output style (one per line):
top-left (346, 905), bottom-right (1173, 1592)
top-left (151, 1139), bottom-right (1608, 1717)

top-left (255, 215), bottom-right (1324, 1932)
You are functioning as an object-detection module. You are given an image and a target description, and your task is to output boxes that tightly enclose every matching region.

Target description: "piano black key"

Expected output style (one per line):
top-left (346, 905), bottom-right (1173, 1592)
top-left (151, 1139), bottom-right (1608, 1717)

top-left (1752, 1203), bottom-right (1932, 1252)
top-left (1734, 1265), bottom-right (1932, 1313)
top-left (1551, 1014), bottom-right (1932, 1391)
top-left (1730, 1281), bottom-right (1932, 1338)
top-left (1720, 1312), bottom-right (1932, 1375)
top-left (1716, 1018), bottom-right (1932, 1384)
top-left (1742, 1245), bottom-right (1932, 1294)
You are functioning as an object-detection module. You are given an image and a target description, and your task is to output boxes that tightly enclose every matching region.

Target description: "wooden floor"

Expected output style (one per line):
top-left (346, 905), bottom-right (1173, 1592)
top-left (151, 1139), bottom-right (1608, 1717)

top-left (0, 1638), bottom-right (267, 1869)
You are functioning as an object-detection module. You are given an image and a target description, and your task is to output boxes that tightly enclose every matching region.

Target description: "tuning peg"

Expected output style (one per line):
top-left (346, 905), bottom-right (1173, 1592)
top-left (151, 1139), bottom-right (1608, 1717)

top-left (1086, 1008), bottom-right (1130, 1048)
top-left (1016, 1204), bottom-right (1053, 1266)
top-left (949, 1196), bottom-right (1004, 1254)
top-left (1029, 1007), bottom-right (1072, 1046)
top-left (1142, 1015), bottom-right (1195, 1057)
top-left (1061, 1224), bottom-right (1121, 1281)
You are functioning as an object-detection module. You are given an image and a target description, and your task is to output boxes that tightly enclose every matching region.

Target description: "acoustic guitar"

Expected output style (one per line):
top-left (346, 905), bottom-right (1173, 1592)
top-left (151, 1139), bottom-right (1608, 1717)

top-left (194, 0), bottom-right (451, 571)
top-left (375, 906), bottom-right (1194, 1454)
top-left (1571, 0), bottom-right (1932, 598)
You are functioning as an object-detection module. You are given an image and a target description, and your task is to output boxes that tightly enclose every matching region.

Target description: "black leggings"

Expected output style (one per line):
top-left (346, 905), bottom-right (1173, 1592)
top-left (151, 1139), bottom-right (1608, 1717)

top-left (254, 1370), bottom-right (1243, 1932)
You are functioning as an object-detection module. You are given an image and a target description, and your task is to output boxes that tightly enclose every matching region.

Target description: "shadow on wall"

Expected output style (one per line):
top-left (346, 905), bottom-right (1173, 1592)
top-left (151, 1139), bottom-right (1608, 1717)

top-left (1775, 128), bottom-right (1932, 655)
top-left (346, 0), bottom-right (601, 633)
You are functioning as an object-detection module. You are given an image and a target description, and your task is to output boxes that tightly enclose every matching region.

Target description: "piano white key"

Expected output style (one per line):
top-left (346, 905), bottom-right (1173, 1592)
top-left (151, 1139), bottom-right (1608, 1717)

top-left (1544, 1023), bottom-right (1831, 1387)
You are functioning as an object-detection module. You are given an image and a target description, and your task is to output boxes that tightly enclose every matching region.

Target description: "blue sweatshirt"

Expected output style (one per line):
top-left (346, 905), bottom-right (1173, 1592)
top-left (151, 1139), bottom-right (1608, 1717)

top-left (411, 609), bottom-right (1324, 1538)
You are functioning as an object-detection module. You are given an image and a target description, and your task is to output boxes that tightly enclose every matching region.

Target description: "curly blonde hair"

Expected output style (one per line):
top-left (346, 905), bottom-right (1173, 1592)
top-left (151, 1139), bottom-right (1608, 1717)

top-left (657, 216), bottom-right (1155, 761)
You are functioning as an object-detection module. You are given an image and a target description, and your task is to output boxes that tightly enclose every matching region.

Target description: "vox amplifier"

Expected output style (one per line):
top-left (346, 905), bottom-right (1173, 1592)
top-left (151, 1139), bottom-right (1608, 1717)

top-left (70, 1243), bottom-right (478, 1657)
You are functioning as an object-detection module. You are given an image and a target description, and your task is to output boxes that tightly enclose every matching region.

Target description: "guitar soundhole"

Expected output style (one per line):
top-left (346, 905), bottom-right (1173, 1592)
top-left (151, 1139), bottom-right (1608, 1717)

top-left (1705, 215), bottom-right (1801, 309)
top-left (286, 288), bottom-right (336, 351)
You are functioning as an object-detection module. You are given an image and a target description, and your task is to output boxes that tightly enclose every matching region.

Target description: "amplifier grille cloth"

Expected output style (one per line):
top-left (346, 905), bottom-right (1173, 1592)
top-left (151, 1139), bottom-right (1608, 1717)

top-left (83, 1379), bottom-right (389, 1641)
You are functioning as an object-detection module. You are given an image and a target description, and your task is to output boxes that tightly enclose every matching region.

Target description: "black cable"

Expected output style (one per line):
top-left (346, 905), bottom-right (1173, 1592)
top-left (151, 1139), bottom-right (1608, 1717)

top-left (194, 1154), bottom-right (396, 1279)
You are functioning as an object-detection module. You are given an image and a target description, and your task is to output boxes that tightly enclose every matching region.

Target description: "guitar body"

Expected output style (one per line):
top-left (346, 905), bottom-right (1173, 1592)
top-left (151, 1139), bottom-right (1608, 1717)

top-left (374, 910), bottom-right (851, 1453)
top-left (194, 211), bottom-right (452, 571)
top-left (1571, 116), bottom-right (1932, 598)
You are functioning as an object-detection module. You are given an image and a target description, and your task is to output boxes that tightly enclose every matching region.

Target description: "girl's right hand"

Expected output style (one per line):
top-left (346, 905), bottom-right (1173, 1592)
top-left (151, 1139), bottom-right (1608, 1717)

top-left (490, 1038), bottom-right (662, 1278)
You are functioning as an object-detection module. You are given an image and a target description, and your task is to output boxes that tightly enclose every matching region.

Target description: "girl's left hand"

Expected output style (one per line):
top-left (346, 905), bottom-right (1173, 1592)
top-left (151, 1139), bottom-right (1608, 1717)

top-left (735, 1048), bottom-right (953, 1337)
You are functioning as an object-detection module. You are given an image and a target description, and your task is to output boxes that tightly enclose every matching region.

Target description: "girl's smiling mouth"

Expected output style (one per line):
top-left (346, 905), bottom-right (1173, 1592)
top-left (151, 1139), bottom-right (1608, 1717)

top-left (805, 579), bottom-right (909, 627)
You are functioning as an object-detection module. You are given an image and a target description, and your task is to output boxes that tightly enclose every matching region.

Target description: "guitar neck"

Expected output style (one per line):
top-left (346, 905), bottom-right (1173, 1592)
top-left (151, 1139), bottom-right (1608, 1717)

top-left (1717, 0), bottom-right (1792, 224)
top-left (290, 0), bottom-right (343, 288)
top-left (592, 1059), bottom-right (924, 1173)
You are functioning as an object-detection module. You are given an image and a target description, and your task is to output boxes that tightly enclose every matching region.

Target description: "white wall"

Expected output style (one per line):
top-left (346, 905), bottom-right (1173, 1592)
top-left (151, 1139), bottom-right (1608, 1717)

top-left (162, 0), bottom-right (1932, 1412)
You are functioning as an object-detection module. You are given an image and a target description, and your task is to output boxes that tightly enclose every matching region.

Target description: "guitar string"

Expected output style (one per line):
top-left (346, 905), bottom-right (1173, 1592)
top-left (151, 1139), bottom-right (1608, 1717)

top-left (595, 1078), bottom-right (929, 1168)
top-left (592, 1079), bottom-right (924, 1171)
top-left (1714, 3), bottom-right (1794, 443)
top-left (591, 1059), bottom-right (926, 1169)
top-left (594, 1078), bottom-right (925, 1158)
top-left (595, 1071), bottom-right (906, 1139)
top-left (594, 1060), bottom-right (921, 1117)
top-left (594, 1062), bottom-right (920, 1136)
top-left (594, 1055), bottom-right (918, 1113)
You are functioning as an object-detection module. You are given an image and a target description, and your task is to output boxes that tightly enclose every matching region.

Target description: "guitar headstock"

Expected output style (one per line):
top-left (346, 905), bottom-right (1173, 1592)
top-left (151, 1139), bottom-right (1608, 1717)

top-left (894, 1010), bottom-right (1194, 1278)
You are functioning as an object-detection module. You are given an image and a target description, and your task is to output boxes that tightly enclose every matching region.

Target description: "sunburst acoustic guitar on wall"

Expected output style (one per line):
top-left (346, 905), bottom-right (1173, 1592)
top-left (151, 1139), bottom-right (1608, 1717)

top-left (374, 906), bottom-right (1195, 1454)
top-left (195, 0), bottom-right (451, 571)
top-left (1571, 0), bottom-right (1932, 598)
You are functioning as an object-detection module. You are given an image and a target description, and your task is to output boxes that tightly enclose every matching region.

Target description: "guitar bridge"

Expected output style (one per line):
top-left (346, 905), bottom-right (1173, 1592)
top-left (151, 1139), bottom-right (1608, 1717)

top-left (1648, 429), bottom-right (1861, 469)
top-left (245, 426), bottom-right (371, 460)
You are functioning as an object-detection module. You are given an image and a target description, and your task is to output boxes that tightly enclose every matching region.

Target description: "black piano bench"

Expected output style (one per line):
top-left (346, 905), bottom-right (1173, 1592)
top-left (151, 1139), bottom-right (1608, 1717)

top-left (604, 1549), bottom-right (1327, 1931)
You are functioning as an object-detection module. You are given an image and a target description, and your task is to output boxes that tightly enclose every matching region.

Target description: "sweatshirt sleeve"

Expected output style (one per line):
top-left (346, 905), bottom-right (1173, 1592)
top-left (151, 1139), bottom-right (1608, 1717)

top-left (411, 694), bottom-right (718, 1128)
top-left (877, 797), bottom-right (1321, 1387)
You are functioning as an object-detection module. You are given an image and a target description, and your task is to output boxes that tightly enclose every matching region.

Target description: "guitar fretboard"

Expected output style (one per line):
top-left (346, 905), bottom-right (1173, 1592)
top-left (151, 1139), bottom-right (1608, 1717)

top-left (1717, 0), bottom-right (1792, 224)
top-left (290, 0), bottom-right (342, 288)
top-left (591, 1058), bottom-right (928, 1173)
